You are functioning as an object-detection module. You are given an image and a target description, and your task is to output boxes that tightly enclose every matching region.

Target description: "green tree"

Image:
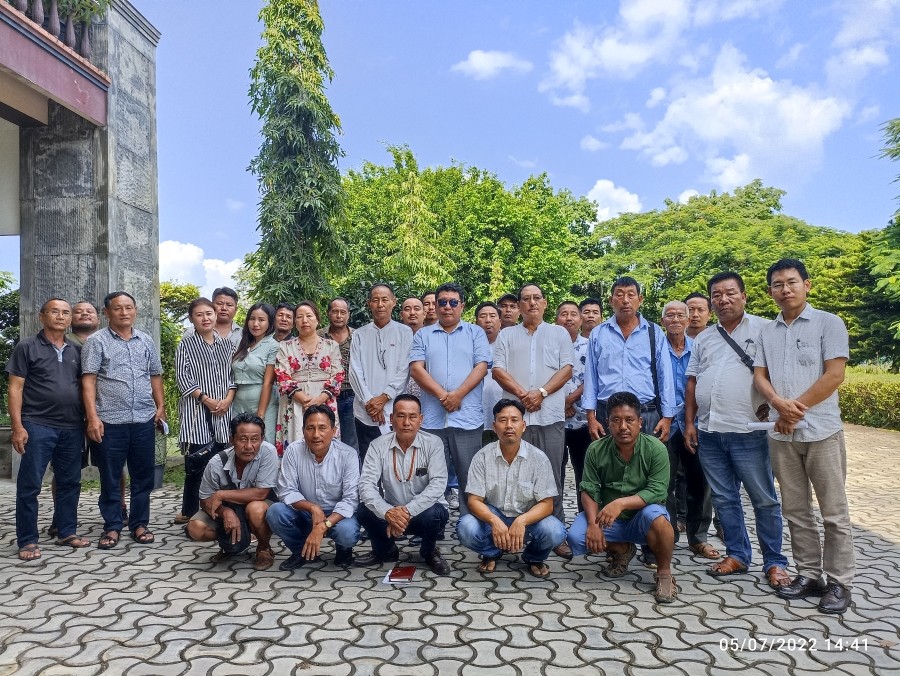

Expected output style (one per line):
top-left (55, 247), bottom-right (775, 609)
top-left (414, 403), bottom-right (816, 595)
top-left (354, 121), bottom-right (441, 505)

top-left (159, 282), bottom-right (199, 432)
top-left (244, 0), bottom-right (344, 306)
top-left (871, 119), bottom-right (900, 306)
top-left (0, 288), bottom-right (19, 419)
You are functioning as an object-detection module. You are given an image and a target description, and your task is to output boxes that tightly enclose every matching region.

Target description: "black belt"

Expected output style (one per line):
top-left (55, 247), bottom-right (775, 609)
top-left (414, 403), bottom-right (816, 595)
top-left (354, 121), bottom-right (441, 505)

top-left (598, 399), bottom-right (658, 413)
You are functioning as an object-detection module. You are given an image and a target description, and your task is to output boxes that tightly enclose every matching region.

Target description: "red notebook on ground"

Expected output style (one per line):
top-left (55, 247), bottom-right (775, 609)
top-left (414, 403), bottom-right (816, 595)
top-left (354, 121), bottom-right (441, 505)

top-left (387, 565), bottom-right (417, 583)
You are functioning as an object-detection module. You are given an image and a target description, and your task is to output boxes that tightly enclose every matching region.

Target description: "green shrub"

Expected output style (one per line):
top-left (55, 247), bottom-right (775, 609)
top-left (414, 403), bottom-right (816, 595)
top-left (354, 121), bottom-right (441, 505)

top-left (839, 379), bottom-right (900, 431)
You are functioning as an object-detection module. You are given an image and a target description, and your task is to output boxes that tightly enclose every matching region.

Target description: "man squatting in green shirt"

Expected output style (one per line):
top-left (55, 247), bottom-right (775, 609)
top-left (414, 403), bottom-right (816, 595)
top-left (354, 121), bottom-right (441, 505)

top-left (566, 390), bottom-right (676, 603)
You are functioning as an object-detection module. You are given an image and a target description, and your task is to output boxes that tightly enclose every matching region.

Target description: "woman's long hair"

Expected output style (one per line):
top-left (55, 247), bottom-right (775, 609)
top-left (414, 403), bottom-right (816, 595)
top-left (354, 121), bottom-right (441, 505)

top-left (233, 302), bottom-right (275, 362)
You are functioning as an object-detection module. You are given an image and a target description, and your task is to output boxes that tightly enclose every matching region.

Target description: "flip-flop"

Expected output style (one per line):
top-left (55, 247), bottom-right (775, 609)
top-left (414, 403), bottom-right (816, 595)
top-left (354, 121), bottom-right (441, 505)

top-left (478, 556), bottom-right (499, 573)
top-left (98, 532), bottom-right (120, 550)
top-left (18, 543), bottom-right (42, 561)
top-left (524, 560), bottom-right (550, 578)
top-left (131, 527), bottom-right (155, 544)
top-left (55, 535), bottom-right (90, 548)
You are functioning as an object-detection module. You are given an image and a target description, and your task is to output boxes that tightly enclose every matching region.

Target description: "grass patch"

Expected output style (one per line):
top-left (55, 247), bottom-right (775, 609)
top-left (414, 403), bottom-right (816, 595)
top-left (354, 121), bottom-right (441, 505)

top-left (164, 464), bottom-right (186, 488)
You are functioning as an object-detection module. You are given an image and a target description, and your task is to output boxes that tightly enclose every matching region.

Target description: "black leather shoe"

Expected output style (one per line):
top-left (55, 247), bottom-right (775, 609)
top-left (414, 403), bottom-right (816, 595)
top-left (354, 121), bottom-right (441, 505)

top-left (354, 545), bottom-right (400, 567)
top-left (777, 575), bottom-right (827, 600)
top-left (279, 552), bottom-right (306, 571)
top-left (424, 548), bottom-right (451, 576)
top-left (818, 582), bottom-right (852, 615)
top-left (334, 547), bottom-right (354, 569)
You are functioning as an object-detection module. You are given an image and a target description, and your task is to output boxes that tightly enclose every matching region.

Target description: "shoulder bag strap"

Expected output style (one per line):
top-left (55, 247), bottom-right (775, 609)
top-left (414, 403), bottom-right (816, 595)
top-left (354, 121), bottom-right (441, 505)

top-left (648, 321), bottom-right (660, 409)
top-left (716, 325), bottom-right (755, 373)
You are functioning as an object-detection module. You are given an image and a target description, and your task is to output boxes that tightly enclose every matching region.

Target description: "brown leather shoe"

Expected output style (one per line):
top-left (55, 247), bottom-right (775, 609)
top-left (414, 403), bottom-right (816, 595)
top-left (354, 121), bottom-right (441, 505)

top-left (766, 565), bottom-right (791, 589)
top-left (706, 556), bottom-right (748, 577)
top-left (554, 543), bottom-right (573, 560)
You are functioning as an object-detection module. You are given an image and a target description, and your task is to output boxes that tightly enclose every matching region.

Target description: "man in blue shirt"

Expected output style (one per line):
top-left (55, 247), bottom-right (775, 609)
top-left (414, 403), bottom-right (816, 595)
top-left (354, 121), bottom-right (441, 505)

top-left (410, 282), bottom-right (491, 516)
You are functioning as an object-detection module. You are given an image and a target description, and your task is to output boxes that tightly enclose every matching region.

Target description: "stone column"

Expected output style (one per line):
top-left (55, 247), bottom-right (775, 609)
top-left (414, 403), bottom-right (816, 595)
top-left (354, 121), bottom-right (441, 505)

top-left (18, 0), bottom-right (160, 345)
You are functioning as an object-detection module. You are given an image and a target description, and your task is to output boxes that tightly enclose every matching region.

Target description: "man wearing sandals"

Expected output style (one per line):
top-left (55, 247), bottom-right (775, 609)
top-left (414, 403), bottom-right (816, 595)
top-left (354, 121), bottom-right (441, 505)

top-left (82, 291), bottom-right (166, 550)
top-left (456, 399), bottom-right (567, 578)
top-left (187, 413), bottom-right (278, 570)
top-left (7, 298), bottom-right (91, 560)
top-left (567, 391), bottom-right (677, 603)
top-left (684, 272), bottom-right (790, 589)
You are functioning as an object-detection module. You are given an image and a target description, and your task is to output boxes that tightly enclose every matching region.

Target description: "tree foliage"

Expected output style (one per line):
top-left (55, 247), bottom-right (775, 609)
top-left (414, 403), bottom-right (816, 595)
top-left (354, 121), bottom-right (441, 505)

top-left (245, 0), bottom-right (344, 307)
top-left (871, 118), bottom-right (900, 310)
top-left (159, 282), bottom-right (198, 431)
top-left (0, 289), bottom-right (20, 417)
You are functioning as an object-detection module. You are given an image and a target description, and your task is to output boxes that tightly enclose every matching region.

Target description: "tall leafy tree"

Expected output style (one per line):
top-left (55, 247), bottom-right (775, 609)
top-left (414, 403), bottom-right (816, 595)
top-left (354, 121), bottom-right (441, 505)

top-left (871, 119), bottom-right (900, 306)
top-left (245, 0), bottom-right (343, 305)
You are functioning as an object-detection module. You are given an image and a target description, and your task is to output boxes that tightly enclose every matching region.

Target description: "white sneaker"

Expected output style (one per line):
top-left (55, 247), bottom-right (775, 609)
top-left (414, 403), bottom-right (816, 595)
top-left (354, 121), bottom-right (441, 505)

top-left (447, 490), bottom-right (460, 510)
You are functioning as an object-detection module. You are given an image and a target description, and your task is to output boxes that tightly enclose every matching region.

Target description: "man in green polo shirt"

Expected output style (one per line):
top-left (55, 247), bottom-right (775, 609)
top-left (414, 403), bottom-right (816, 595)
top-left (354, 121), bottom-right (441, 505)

top-left (566, 390), bottom-right (676, 603)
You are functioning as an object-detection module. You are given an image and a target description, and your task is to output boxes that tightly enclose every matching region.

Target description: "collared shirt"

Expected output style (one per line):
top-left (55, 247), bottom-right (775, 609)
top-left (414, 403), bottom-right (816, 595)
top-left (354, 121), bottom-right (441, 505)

top-left (185, 322), bottom-right (242, 348)
top-left (199, 441), bottom-right (279, 499)
top-left (564, 334), bottom-right (589, 429)
top-left (666, 335), bottom-right (694, 433)
top-left (686, 313), bottom-right (767, 433)
top-left (5, 331), bottom-right (83, 429)
top-left (581, 434), bottom-right (670, 520)
top-left (319, 326), bottom-right (353, 393)
top-left (482, 342), bottom-right (504, 431)
top-left (276, 438), bottom-right (359, 519)
top-left (755, 304), bottom-right (848, 443)
top-left (492, 322), bottom-right (574, 427)
top-left (81, 327), bottom-right (162, 425)
top-left (466, 440), bottom-right (558, 517)
top-left (582, 315), bottom-right (676, 417)
top-left (349, 320), bottom-right (413, 424)
top-left (408, 321), bottom-right (492, 430)
top-left (359, 431), bottom-right (448, 519)
top-left (175, 332), bottom-right (236, 445)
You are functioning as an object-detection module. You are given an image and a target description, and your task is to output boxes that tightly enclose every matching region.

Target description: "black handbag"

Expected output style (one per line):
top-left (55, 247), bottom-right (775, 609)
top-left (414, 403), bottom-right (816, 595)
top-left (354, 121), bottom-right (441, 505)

top-left (184, 409), bottom-right (219, 477)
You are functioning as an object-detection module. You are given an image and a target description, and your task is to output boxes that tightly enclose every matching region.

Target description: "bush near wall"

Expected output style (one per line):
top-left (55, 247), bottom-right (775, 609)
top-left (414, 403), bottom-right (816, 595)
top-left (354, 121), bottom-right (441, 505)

top-left (840, 379), bottom-right (900, 431)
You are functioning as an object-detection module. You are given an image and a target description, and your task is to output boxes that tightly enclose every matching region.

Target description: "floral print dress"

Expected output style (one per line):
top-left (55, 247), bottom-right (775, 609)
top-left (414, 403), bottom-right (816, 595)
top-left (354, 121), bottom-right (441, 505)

top-left (274, 336), bottom-right (344, 455)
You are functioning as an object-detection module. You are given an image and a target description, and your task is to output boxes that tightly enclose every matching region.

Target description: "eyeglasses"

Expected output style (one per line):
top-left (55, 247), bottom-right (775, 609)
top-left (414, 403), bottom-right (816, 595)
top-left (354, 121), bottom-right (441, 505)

top-left (663, 312), bottom-right (687, 320)
top-left (770, 279), bottom-right (804, 291)
top-left (437, 299), bottom-right (461, 308)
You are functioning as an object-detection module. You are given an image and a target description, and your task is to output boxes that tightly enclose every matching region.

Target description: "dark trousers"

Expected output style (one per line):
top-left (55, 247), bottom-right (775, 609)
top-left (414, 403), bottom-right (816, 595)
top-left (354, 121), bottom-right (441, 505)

top-left (565, 425), bottom-right (592, 513)
top-left (96, 420), bottom-right (155, 533)
top-left (215, 503), bottom-right (252, 554)
top-left (354, 418), bottom-right (384, 466)
top-left (182, 442), bottom-right (227, 517)
top-left (357, 502), bottom-right (448, 559)
top-left (337, 391), bottom-right (358, 451)
top-left (427, 427), bottom-right (483, 513)
top-left (667, 429), bottom-right (713, 545)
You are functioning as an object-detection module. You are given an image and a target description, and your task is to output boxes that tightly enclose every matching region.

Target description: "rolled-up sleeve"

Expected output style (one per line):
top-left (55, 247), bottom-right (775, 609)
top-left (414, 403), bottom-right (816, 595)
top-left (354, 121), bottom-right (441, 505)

top-left (276, 443), bottom-right (307, 505)
top-left (332, 452), bottom-right (360, 519)
top-left (465, 450), bottom-right (487, 498)
top-left (254, 444), bottom-right (279, 488)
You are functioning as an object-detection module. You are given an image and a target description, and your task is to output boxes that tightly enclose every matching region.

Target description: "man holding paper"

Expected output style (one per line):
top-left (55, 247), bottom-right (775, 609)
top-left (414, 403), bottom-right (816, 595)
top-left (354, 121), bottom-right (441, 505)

top-left (753, 259), bottom-right (854, 615)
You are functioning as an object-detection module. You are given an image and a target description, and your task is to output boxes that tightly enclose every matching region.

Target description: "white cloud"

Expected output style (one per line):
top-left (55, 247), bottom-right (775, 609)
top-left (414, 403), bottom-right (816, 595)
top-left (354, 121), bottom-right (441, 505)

top-left (856, 104), bottom-right (881, 124)
top-left (677, 189), bottom-right (700, 203)
top-left (775, 43), bottom-right (805, 69)
top-left (225, 198), bottom-right (245, 212)
top-left (580, 134), bottom-right (609, 152)
top-left (693, 0), bottom-right (784, 26)
top-left (159, 240), bottom-right (242, 300)
top-left (646, 87), bottom-right (666, 108)
top-left (617, 44), bottom-right (851, 191)
top-left (508, 155), bottom-right (538, 168)
top-left (827, 0), bottom-right (899, 87)
top-left (587, 179), bottom-right (643, 221)
top-left (451, 50), bottom-right (533, 80)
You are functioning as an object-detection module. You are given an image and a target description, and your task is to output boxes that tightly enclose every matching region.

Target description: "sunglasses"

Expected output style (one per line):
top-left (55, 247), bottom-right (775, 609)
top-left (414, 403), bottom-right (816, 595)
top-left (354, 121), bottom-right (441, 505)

top-left (437, 299), bottom-right (461, 308)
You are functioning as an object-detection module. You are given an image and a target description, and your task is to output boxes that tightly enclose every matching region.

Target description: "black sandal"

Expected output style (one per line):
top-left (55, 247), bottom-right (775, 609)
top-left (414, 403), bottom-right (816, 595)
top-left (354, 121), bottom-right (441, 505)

top-left (98, 531), bottom-right (120, 550)
top-left (131, 527), bottom-right (155, 544)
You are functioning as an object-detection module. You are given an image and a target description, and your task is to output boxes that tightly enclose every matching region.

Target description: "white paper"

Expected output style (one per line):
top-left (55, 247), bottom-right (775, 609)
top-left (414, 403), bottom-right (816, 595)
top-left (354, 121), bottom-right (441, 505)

top-left (746, 420), bottom-right (809, 431)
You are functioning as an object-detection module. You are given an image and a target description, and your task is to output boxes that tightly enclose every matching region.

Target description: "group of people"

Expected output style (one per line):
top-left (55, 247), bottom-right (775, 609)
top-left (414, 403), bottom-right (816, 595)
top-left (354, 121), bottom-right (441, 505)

top-left (7, 257), bottom-right (854, 612)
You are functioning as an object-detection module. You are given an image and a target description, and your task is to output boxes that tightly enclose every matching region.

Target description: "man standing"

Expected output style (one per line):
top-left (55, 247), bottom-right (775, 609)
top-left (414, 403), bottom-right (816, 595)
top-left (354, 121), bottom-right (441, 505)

top-left (410, 282), bottom-right (491, 514)
top-left (753, 259), bottom-right (854, 614)
top-left (266, 405), bottom-right (360, 570)
top-left (273, 302), bottom-right (295, 342)
top-left (82, 291), bottom-right (165, 549)
top-left (66, 301), bottom-right (100, 346)
top-left (475, 302), bottom-right (503, 446)
top-left (400, 297), bottom-right (425, 335)
top-left (555, 301), bottom-right (590, 513)
top-left (492, 283), bottom-right (573, 558)
top-left (187, 413), bottom-right (278, 570)
top-left (186, 287), bottom-right (242, 347)
top-left (7, 299), bottom-right (90, 560)
top-left (348, 284), bottom-right (414, 459)
top-left (684, 293), bottom-right (712, 339)
top-left (356, 395), bottom-right (450, 575)
top-left (319, 298), bottom-right (357, 450)
top-left (496, 293), bottom-right (520, 329)
top-left (684, 272), bottom-right (790, 588)
top-left (660, 301), bottom-right (717, 560)
top-left (457, 399), bottom-right (567, 577)
top-left (579, 298), bottom-right (603, 340)
top-left (567, 392), bottom-right (676, 603)
top-left (421, 291), bottom-right (438, 327)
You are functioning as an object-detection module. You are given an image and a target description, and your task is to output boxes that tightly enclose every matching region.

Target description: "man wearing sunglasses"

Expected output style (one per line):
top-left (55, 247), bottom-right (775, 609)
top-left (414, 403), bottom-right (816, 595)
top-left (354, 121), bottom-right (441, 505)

top-left (409, 282), bottom-right (492, 515)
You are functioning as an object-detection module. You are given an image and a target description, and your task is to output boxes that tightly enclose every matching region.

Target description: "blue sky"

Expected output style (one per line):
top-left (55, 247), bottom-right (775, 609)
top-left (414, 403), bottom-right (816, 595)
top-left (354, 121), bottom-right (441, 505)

top-left (3, 0), bottom-right (899, 296)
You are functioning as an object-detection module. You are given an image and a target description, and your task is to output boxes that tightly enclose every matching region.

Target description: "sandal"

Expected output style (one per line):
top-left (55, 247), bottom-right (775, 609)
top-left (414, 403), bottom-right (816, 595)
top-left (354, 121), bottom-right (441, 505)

top-left (654, 572), bottom-right (678, 603)
top-left (98, 531), bottom-right (120, 550)
top-left (173, 514), bottom-right (190, 525)
top-left (56, 534), bottom-right (90, 548)
top-left (707, 556), bottom-right (748, 577)
top-left (524, 560), bottom-right (550, 578)
top-left (210, 549), bottom-right (232, 563)
top-left (18, 543), bottom-right (42, 561)
top-left (689, 542), bottom-right (721, 560)
top-left (131, 527), bottom-right (155, 544)
top-left (254, 548), bottom-right (275, 571)
top-left (602, 543), bottom-right (637, 578)
top-left (478, 556), bottom-right (499, 573)
top-left (766, 565), bottom-right (791, 589)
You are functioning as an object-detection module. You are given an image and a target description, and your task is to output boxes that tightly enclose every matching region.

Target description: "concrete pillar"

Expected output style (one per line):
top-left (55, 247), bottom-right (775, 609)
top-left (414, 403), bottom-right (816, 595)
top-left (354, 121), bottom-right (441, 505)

top-left (18, 0), bottom-right (160, 345)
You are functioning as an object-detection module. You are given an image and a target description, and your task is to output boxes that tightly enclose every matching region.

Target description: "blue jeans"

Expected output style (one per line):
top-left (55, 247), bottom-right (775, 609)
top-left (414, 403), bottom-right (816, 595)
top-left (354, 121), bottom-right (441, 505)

top-left (266, 502), bottom-right (360, 554)
top-left (337, 391), bottom-right (358, 451)
top-left (16, 422), bottom-right (84, 548)
top-left (698, 430), bottom-right (787, 571)
top-left (567, 504), bottom-right (669, 556)
top-left (456, 505), bottom-right (567, 563)
top-left (95, 420), bottom-right (156, 534)
top-left (357, 502), bottom-right (448, 559)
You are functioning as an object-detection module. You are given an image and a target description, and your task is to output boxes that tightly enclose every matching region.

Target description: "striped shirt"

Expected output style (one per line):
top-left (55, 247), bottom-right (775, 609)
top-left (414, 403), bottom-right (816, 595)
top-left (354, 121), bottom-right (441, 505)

top-left (175, 333), bottom-right (236, 445)
top-left (82, 327), bottom-right (162, 425)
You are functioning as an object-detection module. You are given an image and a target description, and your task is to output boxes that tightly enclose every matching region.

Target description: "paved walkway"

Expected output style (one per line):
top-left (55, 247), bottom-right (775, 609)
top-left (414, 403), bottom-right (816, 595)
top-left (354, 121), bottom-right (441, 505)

top-left (0, 424), bottom-right (898, 675)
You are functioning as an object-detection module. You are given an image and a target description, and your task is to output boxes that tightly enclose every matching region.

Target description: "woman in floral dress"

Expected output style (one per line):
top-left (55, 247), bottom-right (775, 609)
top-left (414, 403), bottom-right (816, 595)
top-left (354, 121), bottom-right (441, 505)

top-left (274, 301), bottom-right (344, 455)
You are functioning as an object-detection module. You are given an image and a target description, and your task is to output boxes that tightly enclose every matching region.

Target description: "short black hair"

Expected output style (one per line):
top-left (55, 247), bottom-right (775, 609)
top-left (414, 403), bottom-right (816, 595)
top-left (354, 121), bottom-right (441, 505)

top-left (302, 404), bottom-right (336, 427)
top-left (607, 391), bottom-right (641, 416)
top-left (393, 393), bottom-right (422, 411)
top-left (212, 287), bottom-right (238, 303)
top-left (229, 412), bottom-right (265, 437)
top-left (766, 258), bottom-right (809, 286)
top-left (103, 291), bottom-right (136, 308)
top-left (327, 297), bottom-right (351, 312)
top-left (475, 301), bottom-right (499, 317)
top-left (707, 272), bottom-right (745, 295)
top-left (611, 276), bottom-right (641, 295)
top-left (493, 398), bottom-right (526, 418)
top-left (579, 297), bottom-right (602, 311)
top-left (517, 283), bottom-right (545, 301)
top-left (556, 300), bottom-right (580, 316)
top-left (420, 290), bottom-right (436, 302)
top-left (73, 300), bottom-right (99, 313)
top-left (683, 292), bottom-right (711, 311)
top-left (275, 302), bottom-right (296, 314)
top-left (497, 293), bottom-right (519, 305)
top-left (369, 283), bottom-right (395, 299)
top-left (435, 282), bottom-right (465, 304)
top-left (39, 297), bottom-right (70, 314)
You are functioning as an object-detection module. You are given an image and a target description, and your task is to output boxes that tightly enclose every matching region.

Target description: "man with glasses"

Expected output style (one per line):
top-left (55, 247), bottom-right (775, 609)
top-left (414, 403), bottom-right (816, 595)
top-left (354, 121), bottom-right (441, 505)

top-left (410, 282), bottom-right (491, 514)
top-left (320, 298), bottom-right (357, 450)
top-left (492, 284), bottom-right (573, 559)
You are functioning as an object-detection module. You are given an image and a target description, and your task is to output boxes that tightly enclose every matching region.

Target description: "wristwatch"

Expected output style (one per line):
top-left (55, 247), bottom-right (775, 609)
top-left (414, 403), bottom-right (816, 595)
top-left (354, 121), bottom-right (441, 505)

top-left (538, 387), bottom-right (549, 398)
top-left (324, 519), bottom-right (333, 529)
